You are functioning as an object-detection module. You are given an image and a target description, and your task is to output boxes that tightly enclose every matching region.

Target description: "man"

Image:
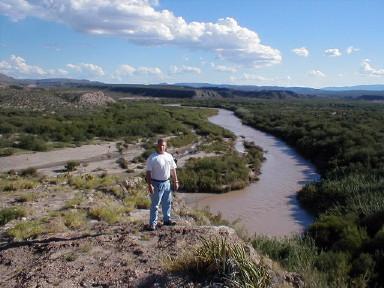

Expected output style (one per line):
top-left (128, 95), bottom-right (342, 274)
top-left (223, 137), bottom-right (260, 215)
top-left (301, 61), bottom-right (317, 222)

top-left (146, 138), bottom-right (179, 231)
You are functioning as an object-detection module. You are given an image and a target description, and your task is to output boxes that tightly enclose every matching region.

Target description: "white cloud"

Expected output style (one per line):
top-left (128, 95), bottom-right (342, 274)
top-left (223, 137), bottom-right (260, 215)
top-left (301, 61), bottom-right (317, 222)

top-left (115, 64), bottom-right (136, 76)
top-left (229, 74), bottom-right (292, 85)
top-left (230, 73), bottom-right (270, 82)
top-left (66, 63), bottom-right (105, 76)
top-left (0, 54), bottom-right (47, 76)
top-left (0, 0), bottom-right (281, 68)
top-left (170, 65), bottom-right (201, 74)
top-left (361, 59), bottom-right (384, 77)
top-left (211, 63), bottom-right (237, 73)
top-left (292, 47), bottom-right (309, 57)
top-left (324, 48), bottom-right (342, 57)
top-left (136, 66), bottom-right (162, 75)
top-left (309, 70), bottom-right (326, 77)
top-left (47, 68), bottom-right (69, 76)
top-left (114, 64), bottom-right (163, 80)
top-left (346, 46), bottom-right (359, 54)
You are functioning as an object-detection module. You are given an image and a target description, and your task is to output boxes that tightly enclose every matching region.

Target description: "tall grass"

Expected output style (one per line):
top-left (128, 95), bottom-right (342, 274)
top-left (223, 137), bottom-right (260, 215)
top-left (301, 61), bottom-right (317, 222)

top-left (252, 235), bottom-right (337, 288)
top-left (166, 237), bottom-right (271, 287)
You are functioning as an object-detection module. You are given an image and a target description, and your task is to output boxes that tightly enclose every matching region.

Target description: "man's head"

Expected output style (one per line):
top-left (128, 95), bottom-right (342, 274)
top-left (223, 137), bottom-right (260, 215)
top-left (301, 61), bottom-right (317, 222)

top-left (156, 138), bottom-right (167, 154)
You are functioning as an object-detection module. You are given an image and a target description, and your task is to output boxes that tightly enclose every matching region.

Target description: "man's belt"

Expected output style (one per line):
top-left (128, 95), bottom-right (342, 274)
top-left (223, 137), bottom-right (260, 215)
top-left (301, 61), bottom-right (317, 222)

top-left (151, 178), bottom-right (169, 183)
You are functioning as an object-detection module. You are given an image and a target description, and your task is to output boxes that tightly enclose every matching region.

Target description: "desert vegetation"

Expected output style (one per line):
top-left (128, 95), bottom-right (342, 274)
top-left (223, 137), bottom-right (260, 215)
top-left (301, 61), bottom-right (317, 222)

top-left (191, 98), bottom-right (384, 287)
top-left (0, 101), bottom-right (230, 156)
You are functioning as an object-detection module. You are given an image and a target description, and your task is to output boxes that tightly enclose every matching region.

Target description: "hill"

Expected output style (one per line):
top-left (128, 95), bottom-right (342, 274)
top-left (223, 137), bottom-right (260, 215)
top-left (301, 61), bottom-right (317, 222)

top-left (1, 72), bottom-right (384, 100)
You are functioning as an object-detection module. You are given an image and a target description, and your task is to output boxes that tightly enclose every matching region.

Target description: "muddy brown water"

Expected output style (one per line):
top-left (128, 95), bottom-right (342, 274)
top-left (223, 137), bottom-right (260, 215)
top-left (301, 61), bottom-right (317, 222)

top-left (178, 108), bottom-right (319, 237)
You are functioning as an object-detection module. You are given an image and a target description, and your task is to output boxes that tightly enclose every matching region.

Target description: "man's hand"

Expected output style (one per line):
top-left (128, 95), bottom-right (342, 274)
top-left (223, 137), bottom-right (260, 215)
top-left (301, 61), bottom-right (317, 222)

top-left (173, 181), bottom-right (179, 191)
top-left (148, 184), bottom-right (154, 194)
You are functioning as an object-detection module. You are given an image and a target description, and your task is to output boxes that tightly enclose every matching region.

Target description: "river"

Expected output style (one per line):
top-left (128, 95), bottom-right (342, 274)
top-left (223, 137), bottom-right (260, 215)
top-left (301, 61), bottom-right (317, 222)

top-left (179, 108), bottom-right (319, 237)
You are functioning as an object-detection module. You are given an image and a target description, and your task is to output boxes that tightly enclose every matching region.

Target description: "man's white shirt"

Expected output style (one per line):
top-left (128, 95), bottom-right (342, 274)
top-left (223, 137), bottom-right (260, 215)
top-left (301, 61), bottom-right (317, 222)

top-left (146, 152), bottom-right (177, 181)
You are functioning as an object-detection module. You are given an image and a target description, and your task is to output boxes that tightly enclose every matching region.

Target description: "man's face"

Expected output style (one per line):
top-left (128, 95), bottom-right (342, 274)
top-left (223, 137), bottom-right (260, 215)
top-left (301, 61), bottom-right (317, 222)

top-left (157, 141), bottom-right (166, 154)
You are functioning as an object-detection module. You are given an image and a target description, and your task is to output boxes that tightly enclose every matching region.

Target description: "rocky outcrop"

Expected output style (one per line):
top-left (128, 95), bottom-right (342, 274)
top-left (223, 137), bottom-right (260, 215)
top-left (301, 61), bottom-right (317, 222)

top-left (77, 91), bottom-right (115, 106)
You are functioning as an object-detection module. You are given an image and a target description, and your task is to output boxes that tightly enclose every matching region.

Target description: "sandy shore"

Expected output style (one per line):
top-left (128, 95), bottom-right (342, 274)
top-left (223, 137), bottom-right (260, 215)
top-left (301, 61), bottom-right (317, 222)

top-left (0, 143), bottom-right (119, 173)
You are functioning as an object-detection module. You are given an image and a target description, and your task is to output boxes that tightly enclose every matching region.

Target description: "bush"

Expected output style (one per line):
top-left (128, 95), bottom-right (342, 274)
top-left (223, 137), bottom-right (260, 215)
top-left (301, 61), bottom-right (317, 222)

top-left (20, 167), bottom-right (38, 177)
top-left (314, 251), bottom-right (351, 287)
top-left (308, 214), bottom-right (368, 252)
top-left (65, 160), bottom-right (80, 172)
top-left (16, 135), bottom-right (48, 151)
top-left (179, 154), bottom-right (249, 193)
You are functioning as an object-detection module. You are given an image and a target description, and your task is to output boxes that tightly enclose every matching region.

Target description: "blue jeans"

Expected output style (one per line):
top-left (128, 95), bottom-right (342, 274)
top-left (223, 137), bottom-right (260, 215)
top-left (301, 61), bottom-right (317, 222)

top-left (149, 180), bottom-right (172, 227)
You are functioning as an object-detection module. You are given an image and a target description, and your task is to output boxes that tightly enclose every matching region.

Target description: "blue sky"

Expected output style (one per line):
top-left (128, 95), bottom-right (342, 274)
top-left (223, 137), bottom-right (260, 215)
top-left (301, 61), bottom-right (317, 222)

top-left (0, 0), bottom-right (383, 88)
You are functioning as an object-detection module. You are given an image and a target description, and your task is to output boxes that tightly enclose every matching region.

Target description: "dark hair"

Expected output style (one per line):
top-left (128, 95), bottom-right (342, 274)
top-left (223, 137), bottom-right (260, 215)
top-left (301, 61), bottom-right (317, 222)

top-left (157, 138), bottom-right (167, 145)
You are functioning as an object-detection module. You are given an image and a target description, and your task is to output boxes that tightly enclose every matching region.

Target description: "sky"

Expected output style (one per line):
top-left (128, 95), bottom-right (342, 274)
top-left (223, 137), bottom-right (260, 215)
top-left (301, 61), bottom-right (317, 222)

top-left (0, 0), bottom-right (383, 88)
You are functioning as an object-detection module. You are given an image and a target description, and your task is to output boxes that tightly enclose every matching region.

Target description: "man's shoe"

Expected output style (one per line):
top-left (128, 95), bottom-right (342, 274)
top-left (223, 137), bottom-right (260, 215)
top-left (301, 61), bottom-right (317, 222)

top-left (163, 220), bottom-right (176, 226)
top-left (146, 224), bottom-right (156, 231)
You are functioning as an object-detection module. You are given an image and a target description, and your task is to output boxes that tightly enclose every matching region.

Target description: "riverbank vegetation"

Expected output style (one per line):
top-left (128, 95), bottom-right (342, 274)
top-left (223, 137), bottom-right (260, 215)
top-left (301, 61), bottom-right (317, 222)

top-left (178, 141), bottom-right (263, 193)
top-left (190, 99), bottom-right (384, 287)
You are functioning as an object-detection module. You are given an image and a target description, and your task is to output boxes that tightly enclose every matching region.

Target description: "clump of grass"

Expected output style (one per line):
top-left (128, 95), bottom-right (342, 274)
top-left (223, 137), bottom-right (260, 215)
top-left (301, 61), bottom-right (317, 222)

top-left (43, 214), bottom-right (67, 234)
top-left (123, 182), bottom-right (150, 209)
top-left (0, 206), bottom-right (26, 225)
top-left (63, 251), bottom-right (78, 262)
top-left (166, 237), bottom-right (271, 287)
top-left (123, 194), bottom-right (150, 210)
top-left (0, 178), bottom-right (39, 191)
top-left (7, 220), bottom-right (45, 240)
top-left (178, 206), bottom-right (231, 226)
top-left (89, 202), bottom-right (126, 224)
top-left (62, 209), bottom-right (87, 229)
top-left (64, 193), bottom-right (84, 209)
top-left (103, 184), bottom-right (125, 199)
top-left (68, 174), bottom-right (117, 190)
top-left (16, 192), bottom-right (39, 202)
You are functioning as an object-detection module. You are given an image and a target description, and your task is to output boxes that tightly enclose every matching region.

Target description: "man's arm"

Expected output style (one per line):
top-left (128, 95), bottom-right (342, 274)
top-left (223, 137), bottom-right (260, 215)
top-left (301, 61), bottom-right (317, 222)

top-left (146, 171), bottom-right (154, 194)
top-left (171, 168), bottom-right (179, 191)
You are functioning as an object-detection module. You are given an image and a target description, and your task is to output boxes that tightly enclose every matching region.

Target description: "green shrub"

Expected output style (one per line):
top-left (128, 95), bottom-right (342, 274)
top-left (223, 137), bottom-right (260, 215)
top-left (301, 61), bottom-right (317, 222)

top-left (0, 206), bottom-right (26, 225)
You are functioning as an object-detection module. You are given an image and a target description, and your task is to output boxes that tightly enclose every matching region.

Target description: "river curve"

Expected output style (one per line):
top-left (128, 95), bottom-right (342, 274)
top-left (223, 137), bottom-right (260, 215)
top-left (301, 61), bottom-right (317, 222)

top-left (179, 108), bottom-right (319, 237)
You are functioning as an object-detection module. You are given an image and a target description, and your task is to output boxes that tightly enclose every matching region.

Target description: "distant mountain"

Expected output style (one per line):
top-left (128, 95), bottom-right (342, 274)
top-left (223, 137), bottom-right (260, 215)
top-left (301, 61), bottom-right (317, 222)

top-left (1, 72), bottom-right (384, 100)
top-left (0, 73), bottom-right (17, 84)
top-left (0, 73), bottom-right (102, 87)
top-left (323, 84), bottom-right (384, 91)
top-left (176, 83), bottom-right (384, 98)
